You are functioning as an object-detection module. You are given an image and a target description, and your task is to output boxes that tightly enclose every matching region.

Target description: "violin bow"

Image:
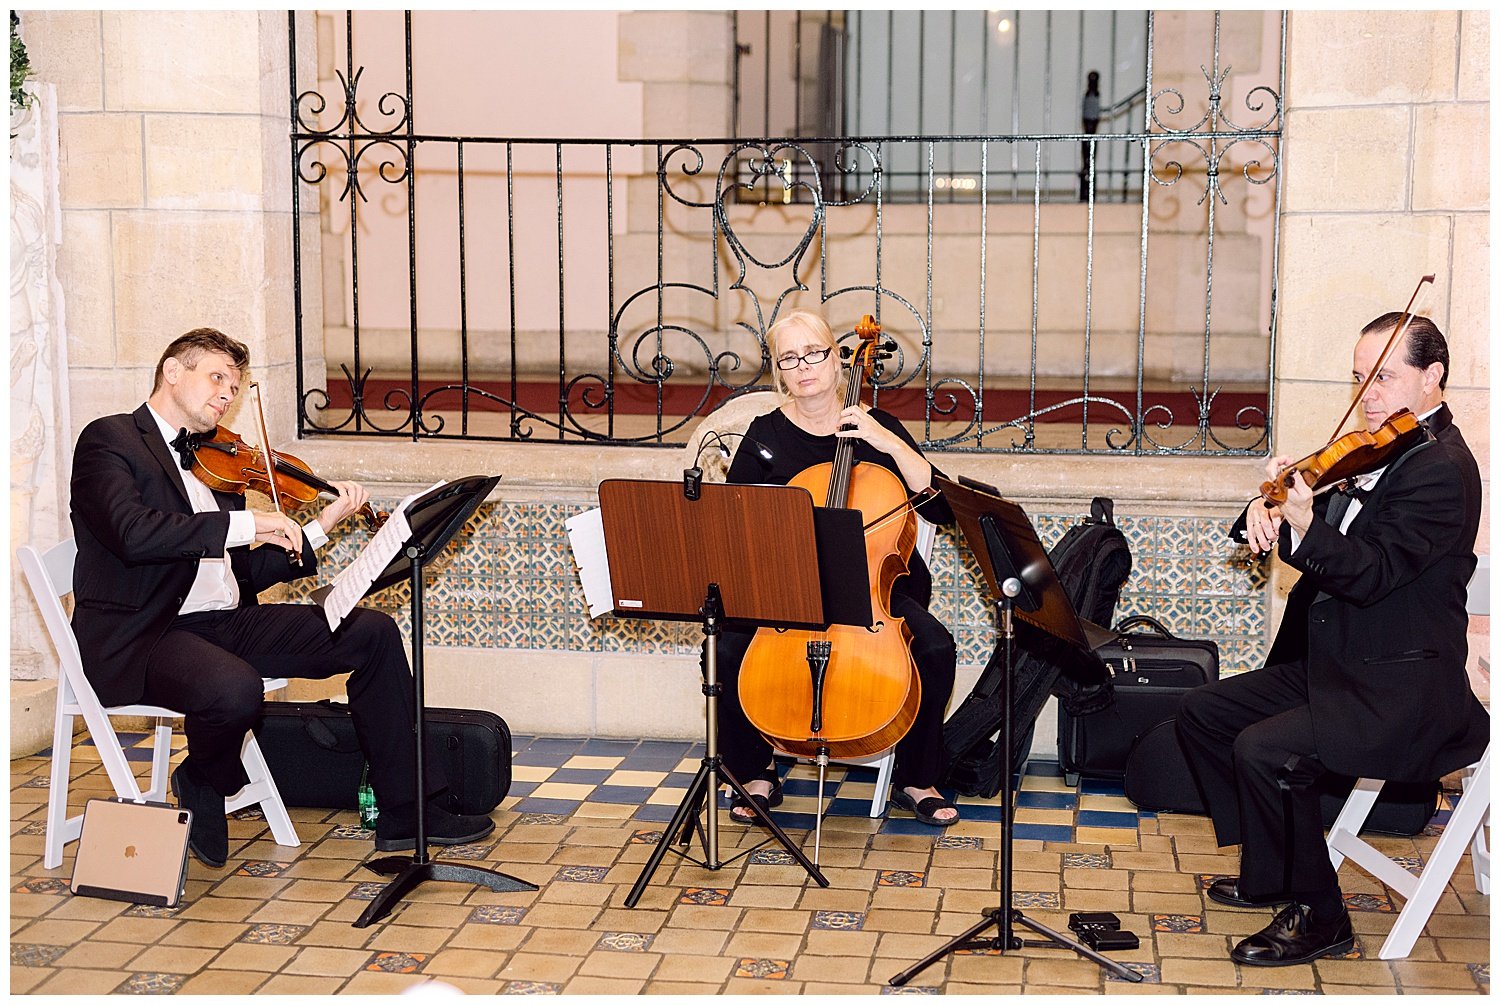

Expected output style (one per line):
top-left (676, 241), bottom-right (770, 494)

top-left (249, 382), bottom-right (299, 565)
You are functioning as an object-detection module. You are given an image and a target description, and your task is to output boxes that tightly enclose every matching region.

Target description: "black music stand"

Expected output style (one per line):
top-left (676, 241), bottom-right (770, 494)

top-left (891, 475), bottom-right (1141, 985)
top-left (331, 475), bottom-right (537, 928)
top-left (596, 478), bottom-right (872, 907)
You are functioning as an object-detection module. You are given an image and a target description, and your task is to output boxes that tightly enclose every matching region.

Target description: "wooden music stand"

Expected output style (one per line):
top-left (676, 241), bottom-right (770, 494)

top-left (597, 478), bottom-right (869, 906)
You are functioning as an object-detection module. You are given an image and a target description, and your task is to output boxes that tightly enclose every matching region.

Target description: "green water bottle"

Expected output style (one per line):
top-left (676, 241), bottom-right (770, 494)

top-left (357, 763), bottom-right (379, 829)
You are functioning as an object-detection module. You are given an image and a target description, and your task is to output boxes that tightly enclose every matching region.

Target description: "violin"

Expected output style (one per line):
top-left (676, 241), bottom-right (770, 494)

top-left (1259, 274), bottom-right (1435, 506)
top-left (737, 315), bottom-right (922, 763)
top-left (183, 424), bottom-right (386, 529)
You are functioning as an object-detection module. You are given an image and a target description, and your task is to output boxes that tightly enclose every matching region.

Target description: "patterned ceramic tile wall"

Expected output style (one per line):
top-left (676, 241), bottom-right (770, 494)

top-left (284, 498), bottom-right (1268, 675)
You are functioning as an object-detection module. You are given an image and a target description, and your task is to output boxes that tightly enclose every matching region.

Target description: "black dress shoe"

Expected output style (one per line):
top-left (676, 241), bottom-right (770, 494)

top-left (1230, 902), bottom-right (1355, 967)
top-left (1207, 876), bottom-right (1291, 909)
top-left (374, 802), bottom-right (495, 852)
top-left (170, 762), bottom-right (229, 868)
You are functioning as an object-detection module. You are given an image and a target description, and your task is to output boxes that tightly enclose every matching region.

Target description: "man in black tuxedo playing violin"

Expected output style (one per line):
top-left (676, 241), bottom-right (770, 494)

top-left (69, 328), bottom-right (493, 867)
top-left (1176, 313), bottom-right (1487, 966)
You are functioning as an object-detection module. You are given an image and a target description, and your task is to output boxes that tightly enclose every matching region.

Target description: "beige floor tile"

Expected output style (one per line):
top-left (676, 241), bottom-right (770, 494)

top-left (651, 953), bottom-right (738, 983)
top-left (564, 974), bottom-right (648, 993)
top-left (283, 945), bottom-right (379, 977)
top-left (159, 919), bottom-right (252, 948)
top-left (256, 973), bottom-right (347, 994)
top-left (10, 967), bottom-right (51, 994)
top-left (176, 968), bottom-right (270, 994)
top-left (578, 949), bottom-right (662, 978)
top-left (126, 945), bottom-right (220, 974)
top-left (207, 942), bottom-right (299, 972)
top-left (495, 951), bottom-right (586, 982)
top-left (420, 946), bottom-right (508, 978)
top-left (32, 968), bottom-right (135, 995)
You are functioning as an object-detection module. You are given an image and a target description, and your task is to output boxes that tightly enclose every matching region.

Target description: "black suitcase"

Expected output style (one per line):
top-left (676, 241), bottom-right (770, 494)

top-left (1123, 718), bottom-right (1206, 814)
top-left (1059, 615), bottom-right (1220, 785)
top-left (1122, 718), bottom-right (1440, 837)
top-left (258, 700), bottom-right (512, 815)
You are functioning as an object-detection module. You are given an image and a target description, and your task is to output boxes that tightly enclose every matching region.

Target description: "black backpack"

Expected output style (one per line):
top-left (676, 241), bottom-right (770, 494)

top-left (941, 498), bottom-right (1133, 797)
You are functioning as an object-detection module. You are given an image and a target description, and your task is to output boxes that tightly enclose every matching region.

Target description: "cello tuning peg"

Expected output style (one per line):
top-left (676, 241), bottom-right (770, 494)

top-left (880, 339), bottom-right (897, 353)
top-left (839, 346), bottom-right (853, 361)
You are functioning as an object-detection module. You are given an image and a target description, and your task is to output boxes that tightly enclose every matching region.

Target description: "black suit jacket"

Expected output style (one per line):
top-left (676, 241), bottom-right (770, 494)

top-left (69, 404), bottom-right (316, 706)
top-left (1264, 404), bottom-right (1487, 782)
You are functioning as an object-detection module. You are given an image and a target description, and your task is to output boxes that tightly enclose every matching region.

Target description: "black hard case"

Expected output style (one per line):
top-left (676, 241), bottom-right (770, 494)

top-left (1058, 614), bottom-right (1220, 784)
top-left (258, 699), bottom-right (512, 815)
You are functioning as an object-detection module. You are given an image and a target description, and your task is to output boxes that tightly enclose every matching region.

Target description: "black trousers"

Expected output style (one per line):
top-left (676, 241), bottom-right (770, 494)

top-left (141, 603), bottom-right (432, 809)
top-left (712, 590), bottom-right (957, 791)
top-left (1175, 660), bottom-right (1339, 900)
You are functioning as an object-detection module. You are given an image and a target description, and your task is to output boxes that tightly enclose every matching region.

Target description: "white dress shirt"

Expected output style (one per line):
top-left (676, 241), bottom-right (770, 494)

top-left (147, 405), bottom-right (327, 614)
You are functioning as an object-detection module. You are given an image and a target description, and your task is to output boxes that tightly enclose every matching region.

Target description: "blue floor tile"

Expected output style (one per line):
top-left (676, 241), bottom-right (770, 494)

top-left (547, 767), bottom-right (613, 785)
top-left (524, 737), bottom-right (586, 754)
top-left (880, 817), bottom-right (944, 837)
top-left (512, 751), bottom-right (575, 768)
top-left (827, 797), bottom-right (876, 818)
top-left (630, 740), bottom-right (694, 757)
top-left (506, 781), bottom-right (538, 798)
top-left (1026, 759), bottom-right (1064, 777)
top-left (630, 803), bottom-right (682, 823)
top-left (512, 796), bottom-right (583, 815)
top-left (1079, 778), bottom-right (1126, 796)
top-left (579, 738), bottom-right (639, 756)
top-left (1077, 810), bottom-right (1139, 829)
top-left (1016, 790), bottom-right (1077, 810)
top-left (586, 785), bottom-right (656, 805)
top-left (1012, 822), bottom-right (1073, 842)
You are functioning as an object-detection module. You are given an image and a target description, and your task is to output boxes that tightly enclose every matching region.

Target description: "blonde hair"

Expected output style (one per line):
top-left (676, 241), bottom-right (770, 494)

top-left (766, 309), bottom-right (837, 397)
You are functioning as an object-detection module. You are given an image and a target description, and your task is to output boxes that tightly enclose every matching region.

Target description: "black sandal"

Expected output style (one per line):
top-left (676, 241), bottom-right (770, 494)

top-left (890, 788), bottom-right (960, 827)
top-left (728, 769), bottom-right (784, 825)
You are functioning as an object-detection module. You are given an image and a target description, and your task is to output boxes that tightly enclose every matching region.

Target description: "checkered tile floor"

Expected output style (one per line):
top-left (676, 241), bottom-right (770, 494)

top-left (508, 736), bottom-right (1198, 849)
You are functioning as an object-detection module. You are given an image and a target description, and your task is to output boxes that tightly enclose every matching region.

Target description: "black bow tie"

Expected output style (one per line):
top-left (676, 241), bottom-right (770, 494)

top-left (170, 428), bottom-right (201, 470)
top-left (1340, 480), bottom-right (1370, 502)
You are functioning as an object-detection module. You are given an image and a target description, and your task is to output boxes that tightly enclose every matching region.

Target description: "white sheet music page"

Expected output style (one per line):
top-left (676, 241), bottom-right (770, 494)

top-left (318, 481), bottom-right (446, 631)
top-left (564, 507), bottom-right (614, 618)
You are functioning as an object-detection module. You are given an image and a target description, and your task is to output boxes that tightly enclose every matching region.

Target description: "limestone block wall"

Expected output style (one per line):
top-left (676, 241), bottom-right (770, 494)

top-left (18, 10), bottom-right (322, 448)
top-left (1272, 10), bottom-right (1490, 632)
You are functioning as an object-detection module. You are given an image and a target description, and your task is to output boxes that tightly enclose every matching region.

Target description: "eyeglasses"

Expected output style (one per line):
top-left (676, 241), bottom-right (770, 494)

top-left (775, 347), bottom-right (833, 370)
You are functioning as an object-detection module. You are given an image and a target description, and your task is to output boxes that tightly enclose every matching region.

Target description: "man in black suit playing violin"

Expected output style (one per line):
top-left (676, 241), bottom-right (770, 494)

top-left (1177, 313), bottom-right (1486, 966)
top-left (69, 328), bottom-right (493, 867)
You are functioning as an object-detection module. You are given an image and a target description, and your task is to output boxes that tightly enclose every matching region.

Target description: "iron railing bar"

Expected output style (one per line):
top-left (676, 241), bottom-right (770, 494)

top-left (457, 140), bottom-right (469, 436)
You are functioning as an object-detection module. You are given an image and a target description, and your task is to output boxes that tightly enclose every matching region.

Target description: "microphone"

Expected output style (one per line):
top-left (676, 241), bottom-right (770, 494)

top-left (683, 430), bottom-right (775, 500)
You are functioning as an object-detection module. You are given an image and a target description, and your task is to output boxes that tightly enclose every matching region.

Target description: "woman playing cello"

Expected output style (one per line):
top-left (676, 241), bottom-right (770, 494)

top-left (713, 309), bottom-right (962, 827)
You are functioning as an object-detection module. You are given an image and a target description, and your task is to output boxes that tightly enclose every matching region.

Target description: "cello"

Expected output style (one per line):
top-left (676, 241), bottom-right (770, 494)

top-left (737, 316), bottom-right (923, 775)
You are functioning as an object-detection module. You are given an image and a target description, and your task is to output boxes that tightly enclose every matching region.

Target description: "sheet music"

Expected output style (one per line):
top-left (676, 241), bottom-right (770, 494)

top-left (564, 507), bottom-right (614, 618)
top-left (316, 481), bottom-right (445, 631)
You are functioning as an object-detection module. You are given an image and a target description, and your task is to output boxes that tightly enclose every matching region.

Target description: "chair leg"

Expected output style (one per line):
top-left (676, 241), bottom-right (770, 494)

top-left (143, 720), bottom-right (174, 803)
top-left (871, 749), bottom-right (895, 819)
top-left (1462, 767), bottom-right (1490, 895)
top-left (1326, 777), bottom-right (1385, 871)
top-left (225, 731), bottom-right (300, 848)
top-left (44, 709), bottom-right (77, 871)
top-left (1378, 751), bottom-right (1491, 960)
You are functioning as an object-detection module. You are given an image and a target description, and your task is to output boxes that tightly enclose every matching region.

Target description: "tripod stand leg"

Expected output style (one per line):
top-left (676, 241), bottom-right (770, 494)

top-left (888, 906), bottom-right (1004, 986)
top-left (718, 767), bottom-right (829, 888)
top-left (625, 761), bottom-right (715, 908)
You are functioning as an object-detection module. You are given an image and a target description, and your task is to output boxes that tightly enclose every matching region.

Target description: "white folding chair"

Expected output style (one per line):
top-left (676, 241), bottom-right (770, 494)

top-left (1324, 559), bottom-right (1492, 959)
top-left (18, 540), bottom-right (299, 870)
top-left (1325, 748), bottom-right (1490, 960)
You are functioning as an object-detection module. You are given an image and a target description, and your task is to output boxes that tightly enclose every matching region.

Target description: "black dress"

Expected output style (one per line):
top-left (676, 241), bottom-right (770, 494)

top-left (713, 407), bottom-right (958, 791)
